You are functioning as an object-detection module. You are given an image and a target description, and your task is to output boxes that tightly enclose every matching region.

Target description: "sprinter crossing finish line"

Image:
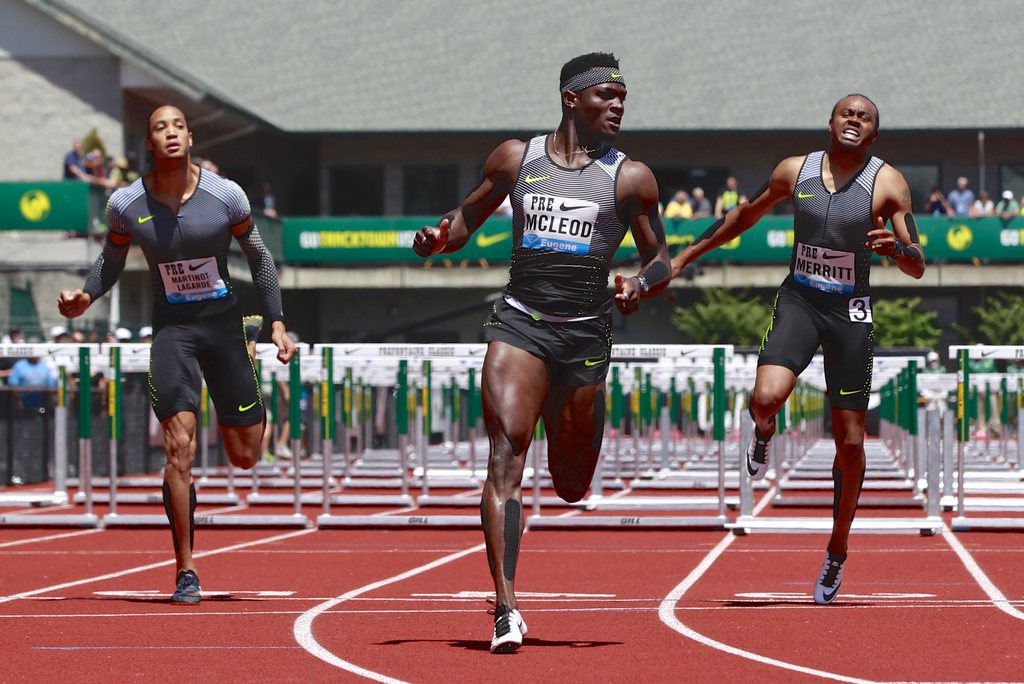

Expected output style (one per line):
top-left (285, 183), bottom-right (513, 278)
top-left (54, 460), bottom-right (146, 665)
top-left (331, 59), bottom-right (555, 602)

top-left (414, 53), bottom-right (670, 654)
top-left (671, 94), bottom-right (926, 604)
top-left (58, 105), bottom-right (296, 604)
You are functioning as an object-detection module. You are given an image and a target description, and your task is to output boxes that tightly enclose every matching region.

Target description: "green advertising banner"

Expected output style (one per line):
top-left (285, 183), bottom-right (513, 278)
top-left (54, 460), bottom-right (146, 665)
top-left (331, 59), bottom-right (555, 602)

top-left (0, 182), bottom-right (91, 232)
top-left (283, 214), bottom-right (1024, 264)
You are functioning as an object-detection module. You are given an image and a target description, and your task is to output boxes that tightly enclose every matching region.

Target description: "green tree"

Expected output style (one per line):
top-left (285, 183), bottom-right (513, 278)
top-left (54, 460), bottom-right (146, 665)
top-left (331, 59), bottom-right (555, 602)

top-left (81, 127), bottom-right (107, 157)
top-left (962, 292), bottom-right (1024, 345)
top-left (872, 297), bottom-right (940, 348)
top-left (671, 288), bottom-right (771, 345)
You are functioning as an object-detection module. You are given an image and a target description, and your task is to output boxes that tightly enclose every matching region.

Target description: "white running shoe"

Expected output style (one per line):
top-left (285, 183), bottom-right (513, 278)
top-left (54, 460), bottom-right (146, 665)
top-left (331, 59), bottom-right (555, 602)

top-left (813, 552), bottom-right (846, 605)
top-left (490, 605), bottom-right (528, 654)
top-left (745, 427), bottom-right (772, 480)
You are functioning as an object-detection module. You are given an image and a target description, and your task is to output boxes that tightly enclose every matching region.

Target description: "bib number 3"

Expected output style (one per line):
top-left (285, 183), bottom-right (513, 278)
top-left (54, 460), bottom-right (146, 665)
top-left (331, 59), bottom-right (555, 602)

top-left (848, 296), bottom-right (872, 323)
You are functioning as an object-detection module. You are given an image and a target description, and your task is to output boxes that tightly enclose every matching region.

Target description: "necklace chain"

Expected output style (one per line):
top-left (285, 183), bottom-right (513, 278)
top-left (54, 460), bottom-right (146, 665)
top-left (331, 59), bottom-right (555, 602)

top-left (553, 131), bottom-right (604, 158)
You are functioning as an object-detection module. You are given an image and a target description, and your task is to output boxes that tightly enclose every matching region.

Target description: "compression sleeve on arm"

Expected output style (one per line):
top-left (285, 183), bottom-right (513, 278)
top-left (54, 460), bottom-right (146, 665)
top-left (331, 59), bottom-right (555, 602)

top-left (235, 223), bottom-right (285, 322)
top-left (82, 235), bottom-right (130, 302)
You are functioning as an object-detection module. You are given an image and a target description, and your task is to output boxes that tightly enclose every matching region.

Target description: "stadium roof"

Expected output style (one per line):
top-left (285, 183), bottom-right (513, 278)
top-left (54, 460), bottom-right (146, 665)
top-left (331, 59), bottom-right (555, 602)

top-left (26, 0), bottom-right (1024, 133)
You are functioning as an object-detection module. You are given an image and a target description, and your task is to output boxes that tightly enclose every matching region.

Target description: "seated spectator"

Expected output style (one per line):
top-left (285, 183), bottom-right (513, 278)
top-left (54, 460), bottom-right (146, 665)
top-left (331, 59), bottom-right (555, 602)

top-left (714, 176), bottom-right (746, 218)
top-left (256, 182), bottom-right (278, 218)
top-left (49, 326), bottom-right (69, 344)
top-left (969, 191), bottom-right (995, 217)
top-left (947, 176), bottom-right (975, 217)
top-left (139, 326), bottom-right (154, 343)
top-left (995, 190), bottom-right (1020, 219)
top-left (7, 355), bottom-right (57, 411)
top-left (923, 186), bottom-right (953, 217)
top-left (663, 190), bottom-right (693, 220)
top-left (689, 186), bottom-right (712, 219)
top-left (106, 156), bottom-right (137, 190)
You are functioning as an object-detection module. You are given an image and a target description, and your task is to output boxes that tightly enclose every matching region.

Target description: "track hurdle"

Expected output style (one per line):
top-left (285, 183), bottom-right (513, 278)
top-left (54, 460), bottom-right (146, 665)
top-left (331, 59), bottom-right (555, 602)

top-left (949, 345), bottom-right (1024, 531)
top-left (0, 344), bottom-right (99, 527)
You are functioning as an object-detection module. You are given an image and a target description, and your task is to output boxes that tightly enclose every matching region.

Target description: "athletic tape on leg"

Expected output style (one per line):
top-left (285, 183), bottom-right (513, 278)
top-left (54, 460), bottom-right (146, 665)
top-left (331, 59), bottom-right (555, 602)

top-left (162, 481), bottom-right (179, 556)
top-left (591, 389), bottom-right (606, 453)
top-left (503, 499), bottom-right (521, 582)
top-left (189, 482), bottom-right (196, 552)
top-left (832, 465), bottom-right (866, 521)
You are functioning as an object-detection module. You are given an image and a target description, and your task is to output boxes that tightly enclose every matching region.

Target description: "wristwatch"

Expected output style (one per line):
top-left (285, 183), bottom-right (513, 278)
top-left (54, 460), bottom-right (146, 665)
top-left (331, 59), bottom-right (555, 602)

top-left (635, 274), bottom-right (650, 295)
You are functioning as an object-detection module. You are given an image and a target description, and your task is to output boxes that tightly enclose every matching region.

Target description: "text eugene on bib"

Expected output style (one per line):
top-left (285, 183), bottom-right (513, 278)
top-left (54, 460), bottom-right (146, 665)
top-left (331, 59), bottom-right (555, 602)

top-left (522, 193), bottom-right (599, 255)
top-left (793, 242), bottom-right (856, 294)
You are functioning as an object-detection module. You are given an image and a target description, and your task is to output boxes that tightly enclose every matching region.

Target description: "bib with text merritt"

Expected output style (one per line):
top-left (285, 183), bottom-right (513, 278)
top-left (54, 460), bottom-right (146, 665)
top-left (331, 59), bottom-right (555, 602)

top-left (522, 193), bottom-right (598, 255)
top-left (159, 257), bottom-right (228, 304)
top-left (793, 242), bottom-right (856, 295)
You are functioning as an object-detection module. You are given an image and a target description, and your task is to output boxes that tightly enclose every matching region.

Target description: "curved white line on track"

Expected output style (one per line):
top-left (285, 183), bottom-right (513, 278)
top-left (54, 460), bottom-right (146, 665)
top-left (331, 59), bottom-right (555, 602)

top-left (294, 542), bottom-right (486, 683)
top-left (942, 525), bottom-right (1024, 621)
top-left (657, 487), bottom-right (877, 683)
top-left (0, 528), bottom-right (316, 605)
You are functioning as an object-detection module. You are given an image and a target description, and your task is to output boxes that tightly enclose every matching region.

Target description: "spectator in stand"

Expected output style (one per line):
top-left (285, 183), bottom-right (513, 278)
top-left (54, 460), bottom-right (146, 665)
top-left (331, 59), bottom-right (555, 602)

top-left (995, 190), bottom-right (1020, 220)
top-left (256, 182), bottom-right (278, 218)
top-left (84, 148), bottom-right (107, 185)
top-left (7, 354), bottom-right (57, 412)
top-left (969, 190), bottom-right (995, 217)
top-left (690, 186), bottom-right (712, 218)
top-left (714, 175), bottom-right (746, 218)
top-left (663, 189), bottom-right (693, 220)
top-left (947, 176), bottom-right (975, 217)
top-left (106, 156), bottom-right (136, 190)
top-left (139, 326), bottom-right (154, 343)
top-left (0, 327), bottom-right (24, 382)
top-left (923, 185), bottom-right (953, 217)
top-left (63, 139), bottom-right (91, 181)
top-left (49, 326), bottom-right (70, 344)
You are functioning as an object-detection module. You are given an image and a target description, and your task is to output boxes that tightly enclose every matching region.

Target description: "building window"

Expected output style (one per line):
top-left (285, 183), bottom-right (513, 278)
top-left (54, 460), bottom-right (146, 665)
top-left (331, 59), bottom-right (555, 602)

top-left (330, 165), bottom-right (384, 215)
top-left (403, 165), bottom-right (458, 215)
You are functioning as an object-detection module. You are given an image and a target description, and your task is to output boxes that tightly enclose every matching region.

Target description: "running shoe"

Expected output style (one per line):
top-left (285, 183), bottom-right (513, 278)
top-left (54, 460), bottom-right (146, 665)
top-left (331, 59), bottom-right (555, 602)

top-left (243, 314), bottom-right (264, 343)
top-left (745, 427), bottom-right (772, 480)
top-left (490, 604), bottom-right (528, 654)
top-left (813, 552), bottom-right (846, 605)
top-left (171, 570), bottom-right (202, 604)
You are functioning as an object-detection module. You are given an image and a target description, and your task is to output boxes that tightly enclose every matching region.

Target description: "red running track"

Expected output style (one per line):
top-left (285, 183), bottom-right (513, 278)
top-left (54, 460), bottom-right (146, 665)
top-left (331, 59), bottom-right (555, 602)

top-left (2, 506), bottom-right (1023, 682)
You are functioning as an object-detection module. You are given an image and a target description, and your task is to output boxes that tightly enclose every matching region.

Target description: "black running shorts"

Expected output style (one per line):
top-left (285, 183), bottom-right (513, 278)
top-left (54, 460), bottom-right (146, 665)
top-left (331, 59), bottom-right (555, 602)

top-left (758, 282), bottom-right (874, 411)
top-left (482, 297), bottom-right (613, 387)
top-left (148, 306), bottom-right (264, 426)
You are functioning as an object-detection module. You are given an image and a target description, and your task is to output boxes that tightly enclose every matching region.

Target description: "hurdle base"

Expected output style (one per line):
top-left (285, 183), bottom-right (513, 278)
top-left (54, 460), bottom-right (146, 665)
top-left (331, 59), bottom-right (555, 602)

top-left (317, 514), bottom-right (480, 529)
top-left (102, 513), bottom-right (311, 528)
top-left (727, 515), bottom-right (944, 535)
top-left (951, 517), bottom-right (1024, 531)
top-left (0, 492), bottom-right (69, 507)
top-left (526, 515), bottom-right (730, 530)
top-left (0, 513), bottom-right (99, 528)
top-left (582, 496), bottom-right (740, 511)
top-left (76, 492), bottom-right (240, 505)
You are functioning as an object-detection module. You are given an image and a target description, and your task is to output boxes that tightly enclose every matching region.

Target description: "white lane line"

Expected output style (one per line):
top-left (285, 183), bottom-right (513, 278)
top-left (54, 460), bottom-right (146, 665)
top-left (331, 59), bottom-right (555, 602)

top-left (294, 542), bottom-right (486, 684)
top-left (0, 527), bottom-right (316, 605)
top-left (0, 528), bottom-right (103, 548)
top-left (657, 486), bottom-right (877, 684)
top-left (942, 525), bottom-right (1024, 621)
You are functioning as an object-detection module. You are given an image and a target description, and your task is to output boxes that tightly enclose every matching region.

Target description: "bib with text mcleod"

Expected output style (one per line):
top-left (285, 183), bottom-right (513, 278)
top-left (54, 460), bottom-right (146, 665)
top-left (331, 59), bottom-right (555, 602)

top-left (521, 193), bottom-right (599, 256)
top-left (158, 256), bottom-right (228, 304)
top-left (792, 242), bottom-right (856, 294)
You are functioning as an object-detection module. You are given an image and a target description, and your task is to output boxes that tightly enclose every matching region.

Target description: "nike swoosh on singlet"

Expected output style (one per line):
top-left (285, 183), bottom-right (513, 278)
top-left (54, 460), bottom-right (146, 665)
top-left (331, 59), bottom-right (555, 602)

top-left (476, 232), bottom-right (511, 248)
top-left (611, 73), bottom-right (622, 78)
top-left (138, 215), bottom-right (154, 223)
top-left (189, 259), bottom-right (213, 271)
top-left (524, 175), bottom-right (550, 184)
top-left (822, 251), bottom-right (845, 259)
top-left (797, 192), bottom-right (814, 199)
top-left (839, 388), bottom-right (862, 396)
top-left (238, 400), bottom-right (259, 412)
top-left (560, 202), bottom-right (589, 211)
top-left (584, 356), bottom-right (606, 367)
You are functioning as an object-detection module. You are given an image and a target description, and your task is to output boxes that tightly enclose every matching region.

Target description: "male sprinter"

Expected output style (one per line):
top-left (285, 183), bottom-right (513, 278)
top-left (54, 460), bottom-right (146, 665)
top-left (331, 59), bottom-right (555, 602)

top-left (671, 94), bottom-right (925, 604)
top-left (414, 53), bottom-right (670, 652)
top-left (58, 105), bottom-right (296, 603)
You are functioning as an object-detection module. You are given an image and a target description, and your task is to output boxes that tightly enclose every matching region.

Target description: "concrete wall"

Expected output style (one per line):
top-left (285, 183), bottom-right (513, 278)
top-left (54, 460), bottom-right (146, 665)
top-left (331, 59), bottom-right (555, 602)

top-left (0, 0), bottom-right (123, 182)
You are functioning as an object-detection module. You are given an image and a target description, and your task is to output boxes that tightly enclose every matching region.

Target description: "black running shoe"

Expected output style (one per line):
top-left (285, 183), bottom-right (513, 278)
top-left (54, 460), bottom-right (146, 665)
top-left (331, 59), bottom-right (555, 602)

top-left (171, 570), bottom-right (201, 604)
top-left (490, 604), bottom-right (528, 654)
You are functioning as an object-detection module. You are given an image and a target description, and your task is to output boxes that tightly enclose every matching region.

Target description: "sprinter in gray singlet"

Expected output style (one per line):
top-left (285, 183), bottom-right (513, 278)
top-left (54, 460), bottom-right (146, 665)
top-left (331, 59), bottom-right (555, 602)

top-left (413, 53), bottom-right (670, 653)
top-left (58, 105), bottom-right (296, 605)
top-left (671, 94), bottom-right (925, 605)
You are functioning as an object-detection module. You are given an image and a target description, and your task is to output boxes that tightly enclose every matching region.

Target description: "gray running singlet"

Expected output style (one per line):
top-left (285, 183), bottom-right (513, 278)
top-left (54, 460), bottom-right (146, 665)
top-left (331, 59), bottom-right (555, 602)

top-left (789, 150), bottom-right (885, 297)
top-left (506, 135), bottom-right (629, 318)
top-left (90, 169), bottom-right (282, 324)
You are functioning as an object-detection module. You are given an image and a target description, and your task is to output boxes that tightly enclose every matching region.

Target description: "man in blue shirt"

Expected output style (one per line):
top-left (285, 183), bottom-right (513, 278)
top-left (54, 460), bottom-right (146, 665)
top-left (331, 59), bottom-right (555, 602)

top-left (947, 176), bottom-right (975, 217)
top-left (7, 356), bottom-right (57, 411)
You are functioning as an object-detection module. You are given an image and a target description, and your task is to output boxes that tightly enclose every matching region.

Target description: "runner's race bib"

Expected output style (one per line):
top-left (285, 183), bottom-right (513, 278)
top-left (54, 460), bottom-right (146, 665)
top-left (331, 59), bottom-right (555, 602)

top-left (793, 242), bottom-right (856, 295)
top-left (158, 256), bottom-right (228, 304)
top-left (848, 296), bottom-right (872, 323)
top-left (521, 193), bottom-right (598, 256)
